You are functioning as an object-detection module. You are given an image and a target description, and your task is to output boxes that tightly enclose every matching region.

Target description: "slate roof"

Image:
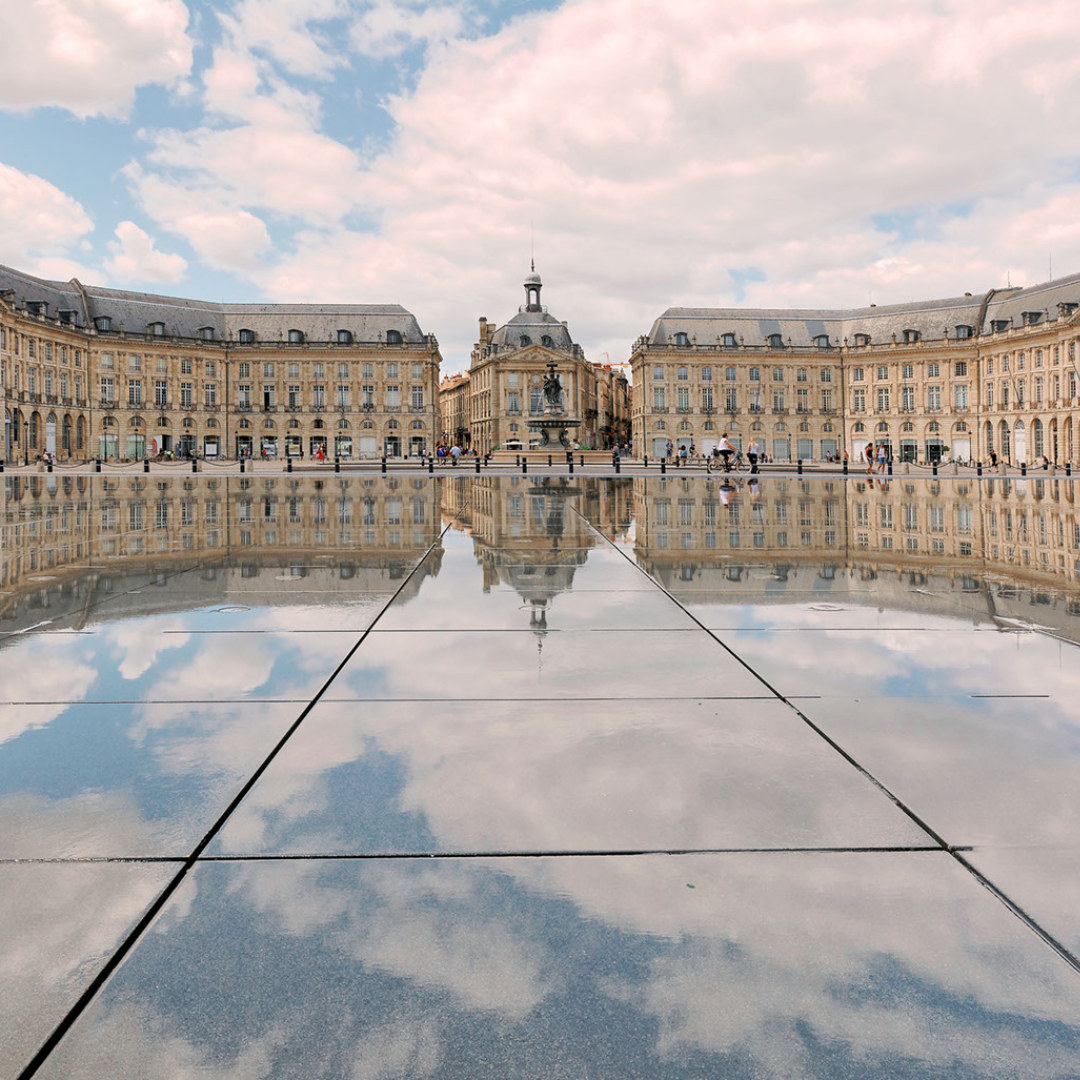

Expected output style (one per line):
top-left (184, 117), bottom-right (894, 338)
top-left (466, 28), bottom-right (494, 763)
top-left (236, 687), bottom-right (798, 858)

top-left (0, 264), bottom-right (429, 343)
top-left (489, 309), bottom-right (575, 352)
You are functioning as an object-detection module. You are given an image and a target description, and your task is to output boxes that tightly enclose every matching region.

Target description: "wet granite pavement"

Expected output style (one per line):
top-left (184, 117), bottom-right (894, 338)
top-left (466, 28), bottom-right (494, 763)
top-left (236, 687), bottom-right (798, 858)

top-left (3, 473), bottom-right (1080, 1078)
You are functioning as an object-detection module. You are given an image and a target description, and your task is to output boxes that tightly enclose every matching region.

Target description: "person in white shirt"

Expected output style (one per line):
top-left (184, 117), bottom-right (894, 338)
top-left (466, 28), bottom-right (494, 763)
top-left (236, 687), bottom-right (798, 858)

top-left (450, 444), bottom-right (462, 466)
top-left (718, 433), bottom-right (735, 472)
top-left (746, 438), bottom-right (760, 473)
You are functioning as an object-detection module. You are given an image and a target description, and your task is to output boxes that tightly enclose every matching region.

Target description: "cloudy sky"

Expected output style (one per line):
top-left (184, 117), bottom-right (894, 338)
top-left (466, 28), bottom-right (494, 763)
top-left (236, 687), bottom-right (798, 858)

top-left (3, 0), bottom-right (1080, 372)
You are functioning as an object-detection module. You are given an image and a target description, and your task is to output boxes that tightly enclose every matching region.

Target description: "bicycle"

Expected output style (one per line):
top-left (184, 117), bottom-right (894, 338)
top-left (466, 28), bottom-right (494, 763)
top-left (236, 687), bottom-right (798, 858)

top-left (706, 449), bottom-right (750, 474)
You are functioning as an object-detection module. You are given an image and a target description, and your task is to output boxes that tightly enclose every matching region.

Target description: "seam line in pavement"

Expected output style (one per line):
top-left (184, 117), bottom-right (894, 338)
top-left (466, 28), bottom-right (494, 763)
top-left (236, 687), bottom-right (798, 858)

top-left (15, 522), bottom-right (453, 1080)
top-left (571, 502), bottom-right (1080, 979)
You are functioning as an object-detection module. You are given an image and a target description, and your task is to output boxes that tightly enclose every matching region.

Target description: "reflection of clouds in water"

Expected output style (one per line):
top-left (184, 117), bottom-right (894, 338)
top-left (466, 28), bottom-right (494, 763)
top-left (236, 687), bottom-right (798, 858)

top-left (104, 619), bottom-right (189, 679)
top-left (218, 701), bottom-right (919, 854)
top-left (233, 860), bottom-right (553, 1020)
top-left (0, 637), bottom-right (97, 739)
top-left (0, 863), bottom-right (172, 1071)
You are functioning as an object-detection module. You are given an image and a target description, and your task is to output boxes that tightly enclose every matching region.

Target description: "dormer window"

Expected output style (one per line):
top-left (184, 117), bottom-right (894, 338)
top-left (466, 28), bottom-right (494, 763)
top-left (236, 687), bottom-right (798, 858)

top-left (854, 333), bottom-right (871, 347)
top-left (1021, 311), bottom-right (1042, 326)
top-left (674, 331), bottom-right (690, 347)
top-left (337, 329), bottom-right (353, 345)
top-left (199, 326), bottom-right (214, 341)
top-left (902, 329), bottom-right (920, 344)
top-left (386, 329), bottom-right (403, 345)
top-left (721, 332), bottom-right (737, 348)
top-left (955, 324), bottom-right (973, 339)
top-left (238, 328), bottom-right (255, 343)
top-left (1057, 302), bottom-right (1078, 317)
top-left (288, 329), bottom-right (304, 344)
top-left (518, 334), bottom-right (531, 348)
top-left (991, 319), bottom-right (1010, 333)
top-left (58, 309), bottom-right (78, 326)
top-left (95, 316), bottom-right (111, 332)
top-left (541, 334), bottom-right (554, 348)
top-left (149, 322), bottom-right (165, 336)
top-left (26, 301), bottom-right (45, 316)
top-left (814, 334), bottom-right (830, 349)
top-left (766, 333), bottom-right (784, 348)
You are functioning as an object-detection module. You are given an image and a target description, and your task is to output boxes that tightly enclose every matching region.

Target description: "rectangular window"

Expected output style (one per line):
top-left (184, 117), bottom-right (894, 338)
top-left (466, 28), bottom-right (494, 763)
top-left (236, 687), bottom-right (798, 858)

top-left (100, 376), bottom-right (114, 403)
top-left (954, 384), bottom-right (968, 409)
top-left (263, 363), bottom-right (275, 377)
top-left (876, 387), bottom-right (890, 411)
top-left (853, 388), bottom-right (866, 411)
top-left (128, 379), bottom-right (142, 406)
top-left (902, 364), bottom-right (913, 379)
top-left (901, 386), bottom-right (914, 411)
top-left (955, 361), bottom-right (968, 376)
top-left (508, 391), bottom-right (520, 413)
top-left (288, 385), bottom-right (300, 408)
top-left (821, 388), bottom-right (833, 411)
top-left (725, 387), bottom-right (737, 411)
top-left (796, 388), bottom-right (809, 412)
top-left (412, 363), bottom-right (423, 379)
top-left (313, 384), bottom-right (326, 407)
top-left (386, 363), bottom-right (398, 378)
top-left (653, 365), bottom-right (664, 380)
top-left (820, 368), bottom-right (831, 382)
top-left (263, 385), bottom-right (276, 408)
top-left (239, 362), bottom-right (251, 378)
top-left (362, 384), bottom-right (374, 406)
top-left (362, 362), bottom-right (373, 378)
top-left (773, 389), bottom-right (785, 410)
top-left (238, 384), bottom-right (251, 406)
top-left (876, 366), bottom-right (888, 380)
top-left (506, 372), bottom-right (519, 386)
top-left (411, 386), bottom-right (424, 409)
top-left (154, 379), bottom-right (167, 406)
top-left (181, 358), bottom-right (192, 375)
top-left (205, 360), bottom-right (215, 376)
top-left (677, 366), bottom-right (688, 380)
top-left (702, 386), bottom-right (713, 409)
top-left (927, 362), bottom-right (940, 378)
top-left (337, 384), bottom-right (350, 407)
top-left (985, 383), bottom-right (993, 407)
top-left (749, 367), bottom-right (760, 381)
top-left (288, 363), bottom-right (300, 377)
top-left (797, 368), bottom-right (807, 382)
top-left (386, 385), bottom-right (400, 408)
top-left (205, 383), bottom-right (217, 407)
top-left (653, 386), bottom-right (666, 409)
top-left (180, 382), bottom-right (192, 407)
top-left (927, 385), bottom-right (940, 410)
top-left (701, 366), bottom-right (712, 381)
top-left (851, 367), bottom-right (864, 381)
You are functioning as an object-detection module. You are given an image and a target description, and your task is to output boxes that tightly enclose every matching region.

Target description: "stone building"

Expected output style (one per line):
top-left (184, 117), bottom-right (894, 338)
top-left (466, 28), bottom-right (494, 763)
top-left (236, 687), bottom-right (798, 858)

top-left (630, 273), bottom-right (1080, 466)
top-left (438, 372), bottom-right (471, 448)
top-left (461, 268), bottom-right (627, 453)
top-left (0, 264), bottom-right (441, 463)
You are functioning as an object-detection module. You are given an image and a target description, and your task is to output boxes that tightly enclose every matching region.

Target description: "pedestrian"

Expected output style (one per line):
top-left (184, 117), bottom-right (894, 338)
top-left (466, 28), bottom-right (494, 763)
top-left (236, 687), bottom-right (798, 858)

top-left (450, 443), bottom-right (461, 466)
top-left (747, 437), bottom-right (759, 474)
top-left (678, 444), bottom-right (687, 467)
top-left (876, 442), bottom-right (887, 474)
top-left (665, 439), bottom-right (673, 461)
top-left (864, 442), bottom-right (874, 475)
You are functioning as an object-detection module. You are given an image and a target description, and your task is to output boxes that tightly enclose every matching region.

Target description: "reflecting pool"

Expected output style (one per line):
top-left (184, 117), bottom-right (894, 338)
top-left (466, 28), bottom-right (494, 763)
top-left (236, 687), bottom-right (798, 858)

top-left (3, 473), bottom-right (1080, 1078)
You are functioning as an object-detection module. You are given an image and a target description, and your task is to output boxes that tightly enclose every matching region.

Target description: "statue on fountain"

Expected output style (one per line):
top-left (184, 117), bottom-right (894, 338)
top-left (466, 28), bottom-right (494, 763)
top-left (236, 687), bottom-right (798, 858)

top-left (543, 362), bottom-right (563, 413)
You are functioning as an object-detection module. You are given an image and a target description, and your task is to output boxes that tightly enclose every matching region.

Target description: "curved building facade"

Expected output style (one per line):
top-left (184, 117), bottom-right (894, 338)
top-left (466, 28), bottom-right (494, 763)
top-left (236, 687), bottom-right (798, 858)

top-left (630, 273), bottom-right (1080, 466)
top-left (0, 265), bottom-right (442, 463)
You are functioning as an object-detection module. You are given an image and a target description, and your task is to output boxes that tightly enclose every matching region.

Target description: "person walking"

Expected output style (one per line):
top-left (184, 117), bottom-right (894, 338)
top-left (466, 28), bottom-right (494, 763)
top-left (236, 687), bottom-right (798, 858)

top-left (665, 439), bottom-right (674, 462)
top-left (450, 443), bottom-right (462, 466)
top-left (876, 442), bottom-right (887, 474)
top-left (747, 437), bottom-right (760, 474)
top-left (864, 442), bottom-right (874, 475)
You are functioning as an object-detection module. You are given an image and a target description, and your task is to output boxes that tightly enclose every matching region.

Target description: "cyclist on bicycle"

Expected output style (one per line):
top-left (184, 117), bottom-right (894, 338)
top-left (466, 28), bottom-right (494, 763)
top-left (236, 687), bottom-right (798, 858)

top-left (718, 433), bottom-right (736, 472)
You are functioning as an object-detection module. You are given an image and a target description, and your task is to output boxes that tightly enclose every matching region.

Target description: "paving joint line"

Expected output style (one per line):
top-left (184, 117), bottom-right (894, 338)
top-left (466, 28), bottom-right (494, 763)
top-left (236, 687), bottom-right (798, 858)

top-left (15, 521), bottom-right (454, 1080)
top-left (570, 503), bottom-right (1080, 980)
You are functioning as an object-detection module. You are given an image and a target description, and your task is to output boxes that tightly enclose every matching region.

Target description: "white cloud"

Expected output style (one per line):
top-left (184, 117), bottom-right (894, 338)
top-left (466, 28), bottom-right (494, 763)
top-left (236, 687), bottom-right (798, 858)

top-left (0, 0), bottom-right (194, 119)
top-left (104, 221), bottom-right (188, 284)
top-left (110, 0), bottom-right (1080, 372)
top-left (0, 162), bottom-right (96, 279)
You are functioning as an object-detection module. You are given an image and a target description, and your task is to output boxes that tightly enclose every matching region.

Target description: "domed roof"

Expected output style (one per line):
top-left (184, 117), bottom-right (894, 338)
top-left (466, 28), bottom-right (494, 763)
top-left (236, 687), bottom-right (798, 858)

top-left (491, 308), bottom-right (573, 351)
top-left (524, 271), bottom-right (542, 285)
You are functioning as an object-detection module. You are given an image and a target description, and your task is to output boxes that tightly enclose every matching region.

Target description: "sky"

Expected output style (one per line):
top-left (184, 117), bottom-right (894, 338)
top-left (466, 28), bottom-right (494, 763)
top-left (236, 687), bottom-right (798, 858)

top-left (2, 0), bottom-right (1080, 374)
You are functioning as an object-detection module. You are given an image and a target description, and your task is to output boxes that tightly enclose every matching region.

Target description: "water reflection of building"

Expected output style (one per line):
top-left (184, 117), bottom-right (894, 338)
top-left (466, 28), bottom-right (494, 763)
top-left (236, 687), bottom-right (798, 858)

top-left (0, 475), bottom-right (443, 633)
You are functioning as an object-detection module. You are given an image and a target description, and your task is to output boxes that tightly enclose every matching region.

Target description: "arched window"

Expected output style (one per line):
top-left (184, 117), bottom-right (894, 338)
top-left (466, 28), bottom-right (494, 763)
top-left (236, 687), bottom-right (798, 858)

top-left (238, 328), bottom-right (255, 343)
top-left (674, 332), bottom-right (690, 347)
top-left (95, 317), bottom-right (111, 332)
top-left (767, 334), bottom-right (784, 348)
top-left (288, 419), bottom-right (300, 428)
top-left (313, 418), bottom-right (325, 429)
top-left (721, 332), bottom-right (736, 347)
top-left (148, 322), bottom-right (165, 337)
top-left (854, 421), bottom-right (865, 432)
top-left (239, 418), bottom-right (250, 429)
top-left (206, 418), bottom-right (217, 428)
top-left (876, 422), bottom-right (889, 432)
top-left (182, 418), bottom-right (194, 428)
top-left (288, 329), bottom-right (304, 344)
top-left (387, 419), bottom-right (398, 429)
top-left (411, 419), bottom-right (424, 429)
top-left (199, 327), bottom-right (214, 341)
top-left (541, 335), bottom-right (554, 348)
top-left (519, 335), bottom-right (531, 347)
top-left (704, 421), bottom-right (715, 430)
top-left (655, 420), bottom-right (666, 430)
top-left (338, 419), bottom-right (349, 429)
top-left (386, 330), bottom-right (403, 345)
top-left (337, 329), bottom-right (353, 344)
top-left (130, 415), bottom-right (142, 426)
top-left (814, 334), bottom-right (830, 349)
top-left (363, 420), bottom-right (374, 429)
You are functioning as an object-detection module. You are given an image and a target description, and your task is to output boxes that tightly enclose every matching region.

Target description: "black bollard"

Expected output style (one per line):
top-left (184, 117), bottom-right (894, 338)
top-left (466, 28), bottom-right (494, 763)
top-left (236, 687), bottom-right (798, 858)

top-left (516, 454), bottom-right (521, 467)
top-left (381, 456), bottom-right (387, 474)
top-left (569, 457), bottom-right (574, 474)
top-left (47, 460), bottom-right (53, 473)
top-left (0, 461), bottom-right (4, 473)
top-left (143, 458), bottom-right (150, 473)
top-left (95, 457), bottom-right (101, 473)
top-left (1021, 462), bottom-right (1027, 476)
top-left (240, 458), bottom-right (246, 473)
top-left (287, 457), bottom-right (293, 473)
top-left (580, 454), bottom-right (584, 468)
top-left (522, 458), bottom-right (528, 474)
top-left (887, 460), bottom-right (893, 476)
top-left (797, 458), bottom-right (803, 475)
top-left (1067, 463), bottom-right (1072, 477)
top-left (977, 462), bottom-right (983, 477)
top-left (615, 456), bottom-right (621, 474)
top-left (843, 460), bottom-right (848, 476)
top-left (428, 456), bottom-right (434, 475)
top-left (334, 457), bottom-right (340, 474)
top-left (660, 458), bottom-right (666, 474)
top-left (192, 458), bottom-right (198, 473)
top-left (932, 462), bottom-right (938, 476)
top-left (644, 455), bottom-right (648, 468)
top-left (548, 454), bottom-right (552, 467)
top-left (474, 456), bottom-right (480, 474)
